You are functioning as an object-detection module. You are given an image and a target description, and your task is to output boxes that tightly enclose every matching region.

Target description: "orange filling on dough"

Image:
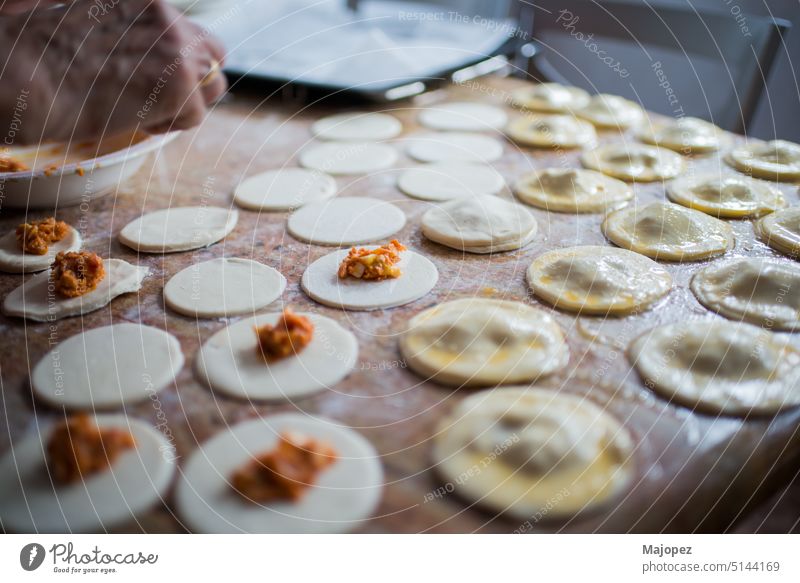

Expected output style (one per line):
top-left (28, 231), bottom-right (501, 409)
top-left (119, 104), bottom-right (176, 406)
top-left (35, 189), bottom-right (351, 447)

top-left (0, 155), bottom-right (29, 172)
top-left (255, 308), bottom-right (314, 361)
top-left (16, 217), bottom-right (70, 255)
top-left (51, 251), bottom-right (105, 298)
top-left (337, 239), bottom-right (407, 280)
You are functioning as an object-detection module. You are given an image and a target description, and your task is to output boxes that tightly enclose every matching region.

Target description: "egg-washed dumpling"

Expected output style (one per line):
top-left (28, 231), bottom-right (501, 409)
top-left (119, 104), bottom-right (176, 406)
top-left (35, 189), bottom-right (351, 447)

top-left (638, 117), bottom-right (728, 154)
top-left (506, 115), bottom-right (596, 149)
top-left (432, 387), bottom-right (635, 520)
top-left (399, 298), bottom-right (568, 387)
top-left (629, 320), bottom-right (800, 415)
top-left (667, 173), bottom-right (786, 218)
top-left (726, 139), bottom-right (800, 182)
top-left (513, 168), bottom-right (632, 213)
top-left (576, 93), bottom-right (644, 129)
top-left (582, 144), bottom-right (684, 182)
top-left (511, 83), bottom-right (591, 113)
top-left (527, 246), bottom-right (672, 315)
top-left (756, 206), bottom-right (800, 258)
top-left (421, 194), bottom-right (538, 254)
top-left (602, 202), bottom-right (733, 261)
top-left (691, 257), bottom-right (800, 331)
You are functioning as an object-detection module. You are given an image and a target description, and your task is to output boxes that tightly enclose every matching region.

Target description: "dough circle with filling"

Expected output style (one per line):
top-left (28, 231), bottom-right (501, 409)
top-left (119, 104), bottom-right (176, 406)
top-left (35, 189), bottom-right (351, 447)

top-left (581, 144), bottom-right (684, 182)
top-left (638, 116), bottom-right (728, 154)
top-left (119, 207), bottom-right (238, 253)
top-left (397, 162), bottom-right (504, 201)
top-left (726, 139), bottom-right (800, 181)
top-left (576, 94), bottom-right (644, 129)
top-left (311, 111), bottom-right (402, 141)
top-left (506, 115), bottom-right (596, 149)
top-left (667, 173), bottom-right (786, 218)
top-left (755, 206), bottom-right (800, 258)
top-left (0, 225), bottom-right (82, 273)
top-left (419, 102), bottom-right (508, 132)
top-left (513, 168), bottom-right (632, 213)
top-left (511, 83), bottom-right (591, 113)
top-left (405, 132), bottom-right (504, 163)
top-left (287, 197), bottom-right (406, 246)
top-left (233, 168), bottom-right (337, 211)
top-left (300, 142), bottom-right (397, 175)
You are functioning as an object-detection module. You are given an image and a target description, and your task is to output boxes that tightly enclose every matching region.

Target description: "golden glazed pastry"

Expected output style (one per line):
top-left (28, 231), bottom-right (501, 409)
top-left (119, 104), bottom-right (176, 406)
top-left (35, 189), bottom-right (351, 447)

top-left (513, 168), bottom-right (632, 213)
top-left (638, 116), bottom-right (728, 154)
top-left (581, 144), bottom-right (684, 182)
top-left (511, 82), bottom-right (591, 113)
top-left (755, 206), bottom-right (800, 258)
top-left (667, 173), bottom-right (786, 218)
top-left (506, 114), bottom-right (596, 149)
top-left (576, 93), bottom-right (644, 129)
top-left (725, 139), bottom-right (800, 181)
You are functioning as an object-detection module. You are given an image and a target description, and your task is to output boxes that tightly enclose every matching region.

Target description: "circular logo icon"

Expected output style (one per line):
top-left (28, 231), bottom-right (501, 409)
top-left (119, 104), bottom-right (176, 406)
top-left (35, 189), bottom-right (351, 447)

top-left (20, 543), bottom-right (46, 571)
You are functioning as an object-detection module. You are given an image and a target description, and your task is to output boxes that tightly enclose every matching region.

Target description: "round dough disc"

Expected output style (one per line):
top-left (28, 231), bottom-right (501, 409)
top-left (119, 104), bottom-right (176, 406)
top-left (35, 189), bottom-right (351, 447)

top-left (602, 202), bottom-right (733, 262)
top-left (397, 162), bottom-right (504, 201)
top-left (433, 387), bottom-right (634, 520)
top-left (302, 248), bottom-right (437, 311)
top-left (511, 83), bottom-right (591, 113)
top-left (175, 414), bottom-right (383, 533)
top-left (513, 168), bottom-right (632, 213)
top-left (527, 245), bottom-right (672, 315)
top-left (164, 258), bottom-right (286, 318)
top-left (419, 102), bottom-right (507, 131)
top-left (233, 168), bottom-right (336, 211)
top-left (195, 312), bottom-right (358, 401)
top-left (0, 415), bottom-right (176, 533)
top-left (581, 144), bottom-right (684, 182)
top-left (287, 197), bottom-right (406, 246)
top-left (421, 194), bottom-right (537, 253)
top-left (405, 132), bottom-right (504, 163)
top-left (2, 258), bottom-right (148, 322)
top-left (667, 173), bottom-right (785, 218)
top-left (576, 93), bottom-right (644, 129)
top-left (690, 257), bottom-right (800, 331)
top-left (311, 111), bottom-right (402, 141)
top-left (119, 207), bottom-right (238, 253)
top-left (299, 142), bottom-right (397, 175)
top-left (31, 323), bottom-right (184, 409)
top-left (506, 115), bottom-right (596, 149)
top-left (638, 116), bottom-right (728, 154)
top-left (0, 225), bottom-right (82, 273)
top-left (726, 139), bottom-right (800, 181)
top-left (399, 298), bottom-right (568, 387)
top-left (630, 320), bottom-right (800, 415)
top-left (756, 207), bottom-right (800, 258)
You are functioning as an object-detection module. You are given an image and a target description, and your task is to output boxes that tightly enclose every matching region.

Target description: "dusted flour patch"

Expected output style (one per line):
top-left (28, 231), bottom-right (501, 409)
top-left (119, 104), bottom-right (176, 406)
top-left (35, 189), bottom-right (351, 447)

top-left (419, 102), bottom-right (507, 132)
top-left (119, 206), bottom-right (238, 253)
top-left (312, 111), bottom-right (402, 141)
top-left (0, 226), bottom-right (82, 273)
top-left (397, 162), bottom-right (504, 201)
top-left (233, 168), bottom-right (336, 211)
top-left (726, 139), bottom-right (800, 181)
top-left (582, 144), bottom-right (684, 182)
top-left (667, 173), bottom-right (785, 218)
top-left (287, 197), bottom-right (406, 246)
top-left (511, 83), bottom-right (590, 113)
top-left (299, 142), bottom-right (397, 175)
top-left (405, 132), bottom-right (503, 163)
top-left (513, 168), bottom-right (632, 213)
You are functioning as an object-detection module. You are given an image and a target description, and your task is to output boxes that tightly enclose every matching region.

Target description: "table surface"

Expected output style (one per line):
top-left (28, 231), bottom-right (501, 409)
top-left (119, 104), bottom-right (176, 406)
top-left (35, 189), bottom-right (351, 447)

top-left (1, 75), bottom-right (799, 534)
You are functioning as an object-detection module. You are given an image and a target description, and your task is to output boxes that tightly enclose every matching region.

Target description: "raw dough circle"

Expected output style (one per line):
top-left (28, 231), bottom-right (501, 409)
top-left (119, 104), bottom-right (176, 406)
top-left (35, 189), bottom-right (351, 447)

top-left (581, 144), bottom-right (684, 182)
top-left (196, 312), bottom-right (357, 401)
top-left (513, 168), bottom-right (632, 213)
top-left (419, 102), bottom-right (507, 132)
top-left (233, 168), bottom-right (336, 211)
top-left (31, 323), bottom-right (184, 409)
top-left (287, 197), bottom-right (406, 246)
top-left (527, 245), bottom-right (672, 315)
top-left (299, 142), bottom-right (397, 175)
top-left (602, 202), bottom-right (733, 262)
top-left (175, 414), bottom-right (383, 533)
top-left (726, 139), bottom-right (800, 181)
top-left (311, 111), bottom-right (402, 141)
top-left (0, 225), bottom-right (82, 273)
top-left (405, 132), bottom-right (504, 163)
top-left (630, 320), bottom-right (800, 415)
top-left (0, 415), bottom-right (176, 533)
top-left (2, 259), bottom-right (148, 322)
top-left (399, 298), bottom-right (568, 387)
top-left (302, 248), bottom-right (437, 310)
top-left (421, 194), bottom-right (537, 253)
top-left (511, 83), bottom-right (591, 113)
top-left (638, 116), bottom-right (728, 154)
top-left (576, 93), bottom-right (644, 129)
top-left (164, 258), bottom-right (286, 318)
top-left (397, 162), bottom-right (504, 201)
top-left (433, 387), bottom-right (635, 520)
top-left (690, 257), bottom-right (800, 331)
top-left (667, 173), bottom-right (785, 218)
top-left (756, 207), bottom-right (800, 258)
top-left (119, 207), bottom-right (238, 253)
top-left (506, 114), bottom-right (596, 149)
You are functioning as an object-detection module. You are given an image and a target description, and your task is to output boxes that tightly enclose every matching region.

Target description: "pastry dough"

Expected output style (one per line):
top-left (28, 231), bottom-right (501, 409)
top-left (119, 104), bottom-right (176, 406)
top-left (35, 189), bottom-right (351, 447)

top-left (0, 225), bottom-right (82, 273)
top-left (119, 207), bottom-right (238, 253)
top-left (690, 257), bottom-right (800, 330)
top-left (421, 194), bottom-right (538, 253)
top-left (164, 258), bottom-right (286, 318)
top-left (726, 139), bottom-right (800, 181)
top-left (3, 259), bottom-right (148, 321)
top-left (175, 414), bottom-right (383, 533)
top-left (397, 162), bottom-right (504, 201)
top-left (602, 202), bottom-right (733, 261)
top-left (667, 173), bottom-right (786, 218)
top-left (300, 142), bottom-right (397, 175)
top-left (312, 111), bottom-right (402, 141)
top-left (513, 168), bottom-right (632, 213)
top-left (638, 116), bottom-right (728, 154)
top-left (511, 83), bottom-right (591, 113)
top-left (433, 387), bottom-right (634, 520)
top-left (233, 168), bottom-right (336, 211)
top-left (630, 320), bottom-right (800, 415)
top-left (196, 312), bottom-right (357, 400)
top-left (756, 207), bottom-right (800, 258)
top-left (527, 245), bottom-right (672, 315)
top-left (506, 115), bottom-right (596, 149)
top-left (576, 94), bottom-right (644, 129)
top-left (399, 298), bottom-right (568, 387)
top-left (31, 323), bottom-right (184, 409)
top-left (419, 102), bottom-right (507, 132)
top-left (405, 132), bottom-right (504, 163)
top-left (0, 415), bottom-right (176, 533)
top-left (287, 197), bottom-right (406, 246)
top-left (581, 144), bottom-right (684, 182)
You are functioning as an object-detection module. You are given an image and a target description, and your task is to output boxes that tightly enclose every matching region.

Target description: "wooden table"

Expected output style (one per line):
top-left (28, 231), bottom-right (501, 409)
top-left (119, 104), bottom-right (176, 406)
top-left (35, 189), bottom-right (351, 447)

top-left (2, 75), bottom-right (799, 533)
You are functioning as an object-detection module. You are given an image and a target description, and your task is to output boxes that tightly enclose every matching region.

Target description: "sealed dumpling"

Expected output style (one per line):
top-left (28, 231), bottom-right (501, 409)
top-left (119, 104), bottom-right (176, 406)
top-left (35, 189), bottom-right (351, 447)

top-left (667, 173), bottom-right (785, 218)
top-left (726, 139), bottom-right (800, 182)
top-left (513, 168), bottom-right (632, 213)
top-left (511, 83), bottom-right (590, 113)
top-left (576, 93), bottom-right (644, 129)
top-left (755, 206), bottom-right (800, 258)
top-left (638, 117), bottom-right (728, 153)
top-left (582, 144), bottom-right (684, 182)
top-left (506, 115), bottom-right (596, 149)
